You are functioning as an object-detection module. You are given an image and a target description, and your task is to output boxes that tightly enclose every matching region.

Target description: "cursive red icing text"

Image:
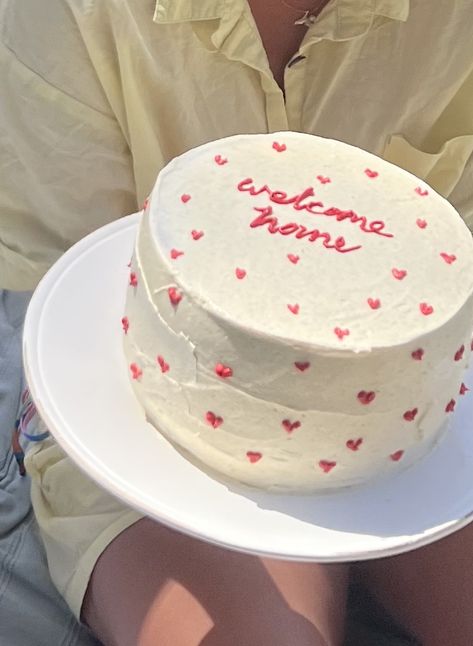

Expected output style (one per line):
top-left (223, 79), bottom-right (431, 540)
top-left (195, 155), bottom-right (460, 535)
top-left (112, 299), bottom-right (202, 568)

top-left (237, 178), bottom-right (393, 240)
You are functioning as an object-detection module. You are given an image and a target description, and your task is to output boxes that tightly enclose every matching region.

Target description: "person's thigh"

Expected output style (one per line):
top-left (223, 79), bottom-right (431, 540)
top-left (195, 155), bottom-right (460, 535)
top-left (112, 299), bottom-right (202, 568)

top-left (358, 523), bottom-right (473, 646)
top-left (82, 517), bottom-right (349, 646)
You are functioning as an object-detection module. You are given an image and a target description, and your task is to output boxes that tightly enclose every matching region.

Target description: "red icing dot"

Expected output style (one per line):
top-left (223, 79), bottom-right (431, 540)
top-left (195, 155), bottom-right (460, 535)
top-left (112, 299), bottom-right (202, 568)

top-left (170, 249), bottom-right (184, 260)
top-left (282, 419), bottom-right (301, 433)
top-left (390, 450), bottom-right (404, 462)
top-left (319, 460), bottom-right (336, 473)
top-left (181, 194), bottom-right (191, 203)
top-left (129, 272), bottom-right (138, 287)
top-left (357, 390), bottom-right (376, 405)
top-left (445, 399), bottom-right (456, 413)
top-left (316, 175), bottom-right (331, 184)
top-left (130, 363), bottom-right (142, 380)
top-left (415, 187), bottom-right (429, 197)
top-left (295, 361), bottom-right (310, 372)
top-left (420, 302), bottom-right (434, 316)
top-left (235, 268), bottom-right (247, 280)
top-left (392, 268), bottom-right (407, 280)
top-left (157, 355), bottom-right (169, 373)
top-left (287, 303), bottom-right (300, 315)
top-left (334, 327), bottom-right (350, 340)
top-left (367, 297), bottom-right (381, 310)
top-left (246, 451), bottom-right (262, 463)
top-left (416, 218), bottom-right (427, 229)
top-left (206, 411), bottom-right (223, 428)
top-left (454, 345), bottom-right (465, 362)
top-left (403, 408), bottom-right (418, 422)
top-left (346, 438), bottom-right (363, 451)
top-left (214, 154), bottom-right (228, 165)
top-left (287, 254), bottom-right (300, 265)
top-left (440, 252), bottom-right (457, 265)
top-left (121, 317), bottom-right (129, 334)
top-left (364, 169), bottom-right (378, 178)
top-left (411, 348), bottom-right (424, 361)
top-left (215, 363), bottom-right (233, 379)
top-left (272, 141), bottom-right (286, 152)
top-left (168, 287), bottom-right (183, 307)
top-left (142, 197), bottom-right (149, 210)
top-left (191, 230), bottom-right (204, 240)
top-left (460, 383), bottom-right (469, 395)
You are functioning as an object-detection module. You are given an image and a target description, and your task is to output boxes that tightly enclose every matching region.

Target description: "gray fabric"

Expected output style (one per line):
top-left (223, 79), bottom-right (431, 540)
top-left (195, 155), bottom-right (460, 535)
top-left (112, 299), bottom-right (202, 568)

top-left (0, 290), bottom-right (99, 646)
top-left (0, 289), bottom-right (417, 646)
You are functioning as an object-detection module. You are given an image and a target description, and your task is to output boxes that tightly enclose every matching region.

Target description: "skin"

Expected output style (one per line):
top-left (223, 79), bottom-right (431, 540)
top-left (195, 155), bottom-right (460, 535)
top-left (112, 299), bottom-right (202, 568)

top-left (82, 2), bottom-right (473, 644)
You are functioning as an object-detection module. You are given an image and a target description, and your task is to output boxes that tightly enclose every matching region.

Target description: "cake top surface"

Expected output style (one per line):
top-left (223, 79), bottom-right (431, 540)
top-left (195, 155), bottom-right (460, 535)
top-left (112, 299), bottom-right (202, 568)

top-left (148, 132), bottom-right (473, 350)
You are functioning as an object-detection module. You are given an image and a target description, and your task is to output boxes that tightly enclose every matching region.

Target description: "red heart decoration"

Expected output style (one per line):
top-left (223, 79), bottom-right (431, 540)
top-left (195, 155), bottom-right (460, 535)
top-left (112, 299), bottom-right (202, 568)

top-left (121, 317), bottom-right (129, 334)
top-left (235, 268), bottom-right (247, 280)
top-left (420, 302), bottom-right (434, 316)
top-left (272, 141), bottom-right (286, 152)
top-left (317, 175), bottom-right (331, 184)
top-left (246, 451), bottom-right (262, 463)
top-left (129, 271), bottom-right (138, 287)
top-left (411, 348), bottom-right (424, 361)
top-left (346, 438), bottom-right (363, 451)
top-left (364, 169), bottom-right (378, 178)
top-left (319, 460), bottom-right (336, 473)
top-left (390, 450), bottom-right (404, 462)
top-left (403, 408), bottom-right (418, 422)
top-left (416, 218), bottom-right (427, 229)
top-left (170, 249), bottom-right (184, 259)
top-left (454, 345), bottom-right (465, 362)
top-left (415, 187), bottom-right (429, 196)
top-left (191, 230), bottom-right (204, 240)
top-left (460, 383), bottom-right (469, 396)
top-left (445, 399), bottom-right (456, 413)
top-left (215, 363), bottom-right (233, 379)
top-left (157, 355), bottom-right (170, 373)
top-left (367, 298), bottom-right (381, 310)
top-left (130, 363), bottom-right (142, 380)
top-left (295, 361), bottom-right (310, 372)
top-left (181, 194), bottom-right (191, 203)
top-left (392, 268), bottom-right (407, 280)
top-left (287, 254), bottom-right (300, 264)
top-left (206, 411), bottom-right (223, 428)
top-left (214, 154), bottom-right (228, 165)
top-left (334, 327), bottom-right (350, 340)
top-left (440, 252), bottom-right (457, 265)
top-left (282, 419), bottom-right (301, 433)
top-left (287, 303), bottom-right (300, 315)
top-left (357, 390), bottom-right (376, 405)
top-left (168, 287), bottom-right (183, 306)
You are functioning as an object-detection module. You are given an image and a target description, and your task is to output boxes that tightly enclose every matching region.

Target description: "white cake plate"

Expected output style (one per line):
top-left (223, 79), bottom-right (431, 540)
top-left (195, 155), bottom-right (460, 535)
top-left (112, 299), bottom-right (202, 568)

top-left (23, 214), bottom-right (473, 562)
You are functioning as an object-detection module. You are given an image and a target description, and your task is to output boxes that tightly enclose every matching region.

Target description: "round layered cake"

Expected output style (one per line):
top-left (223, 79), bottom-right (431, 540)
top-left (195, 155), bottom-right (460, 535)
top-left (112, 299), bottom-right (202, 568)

top-left (123, 132), bottom-right (473, 491)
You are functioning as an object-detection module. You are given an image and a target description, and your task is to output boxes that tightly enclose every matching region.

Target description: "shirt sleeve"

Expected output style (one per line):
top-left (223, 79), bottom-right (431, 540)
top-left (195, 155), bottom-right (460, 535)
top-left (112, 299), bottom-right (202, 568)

top-left (0, 38), bottom-right (137, 290)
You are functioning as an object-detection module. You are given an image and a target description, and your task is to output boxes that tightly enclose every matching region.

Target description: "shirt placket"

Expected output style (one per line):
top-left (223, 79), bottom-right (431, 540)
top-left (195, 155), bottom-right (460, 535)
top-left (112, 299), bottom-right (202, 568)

top-left (210, 8), bottom-right (289, 132)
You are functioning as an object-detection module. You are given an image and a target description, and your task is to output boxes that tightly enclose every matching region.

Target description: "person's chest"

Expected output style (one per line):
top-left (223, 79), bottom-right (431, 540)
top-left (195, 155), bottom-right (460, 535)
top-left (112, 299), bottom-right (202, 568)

top-left (246, 0), bottom-right (332, 91)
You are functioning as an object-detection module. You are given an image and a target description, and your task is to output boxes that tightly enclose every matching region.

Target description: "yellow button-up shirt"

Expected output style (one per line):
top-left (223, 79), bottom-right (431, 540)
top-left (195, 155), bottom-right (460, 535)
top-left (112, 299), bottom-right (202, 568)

top-left (1, 0), bottom-right (473, 289)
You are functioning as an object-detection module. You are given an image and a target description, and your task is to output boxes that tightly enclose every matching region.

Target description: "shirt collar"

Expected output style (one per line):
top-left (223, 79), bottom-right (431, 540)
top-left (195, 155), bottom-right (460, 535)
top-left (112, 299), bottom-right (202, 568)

top-left (154, 0), bottom-right (409, 26)
top-left (154, 0), bottom-right (228, 23)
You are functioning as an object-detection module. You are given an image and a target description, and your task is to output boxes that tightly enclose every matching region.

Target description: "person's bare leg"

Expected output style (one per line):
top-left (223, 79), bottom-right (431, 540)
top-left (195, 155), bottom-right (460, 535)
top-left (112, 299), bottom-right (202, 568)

top-left (82, 517), bottom-right (348, 646)
top-left (358, 523), bottom-right (473, 646)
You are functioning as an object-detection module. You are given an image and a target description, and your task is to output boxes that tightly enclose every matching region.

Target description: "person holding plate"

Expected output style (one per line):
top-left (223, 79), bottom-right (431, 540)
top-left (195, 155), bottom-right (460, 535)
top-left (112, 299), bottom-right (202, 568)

top-left (1, 1), bottom-right (473, 645)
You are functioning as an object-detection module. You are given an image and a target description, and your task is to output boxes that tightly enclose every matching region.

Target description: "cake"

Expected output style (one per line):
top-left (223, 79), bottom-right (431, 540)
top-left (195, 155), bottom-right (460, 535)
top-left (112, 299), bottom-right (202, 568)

top-left (123, 132), bottom-right (473, 492)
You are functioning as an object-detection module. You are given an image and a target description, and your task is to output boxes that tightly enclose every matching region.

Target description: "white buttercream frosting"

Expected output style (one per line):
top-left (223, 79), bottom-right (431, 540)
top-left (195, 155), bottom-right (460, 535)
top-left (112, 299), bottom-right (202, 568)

top-left (123, 132), bottom-right (473, 491)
